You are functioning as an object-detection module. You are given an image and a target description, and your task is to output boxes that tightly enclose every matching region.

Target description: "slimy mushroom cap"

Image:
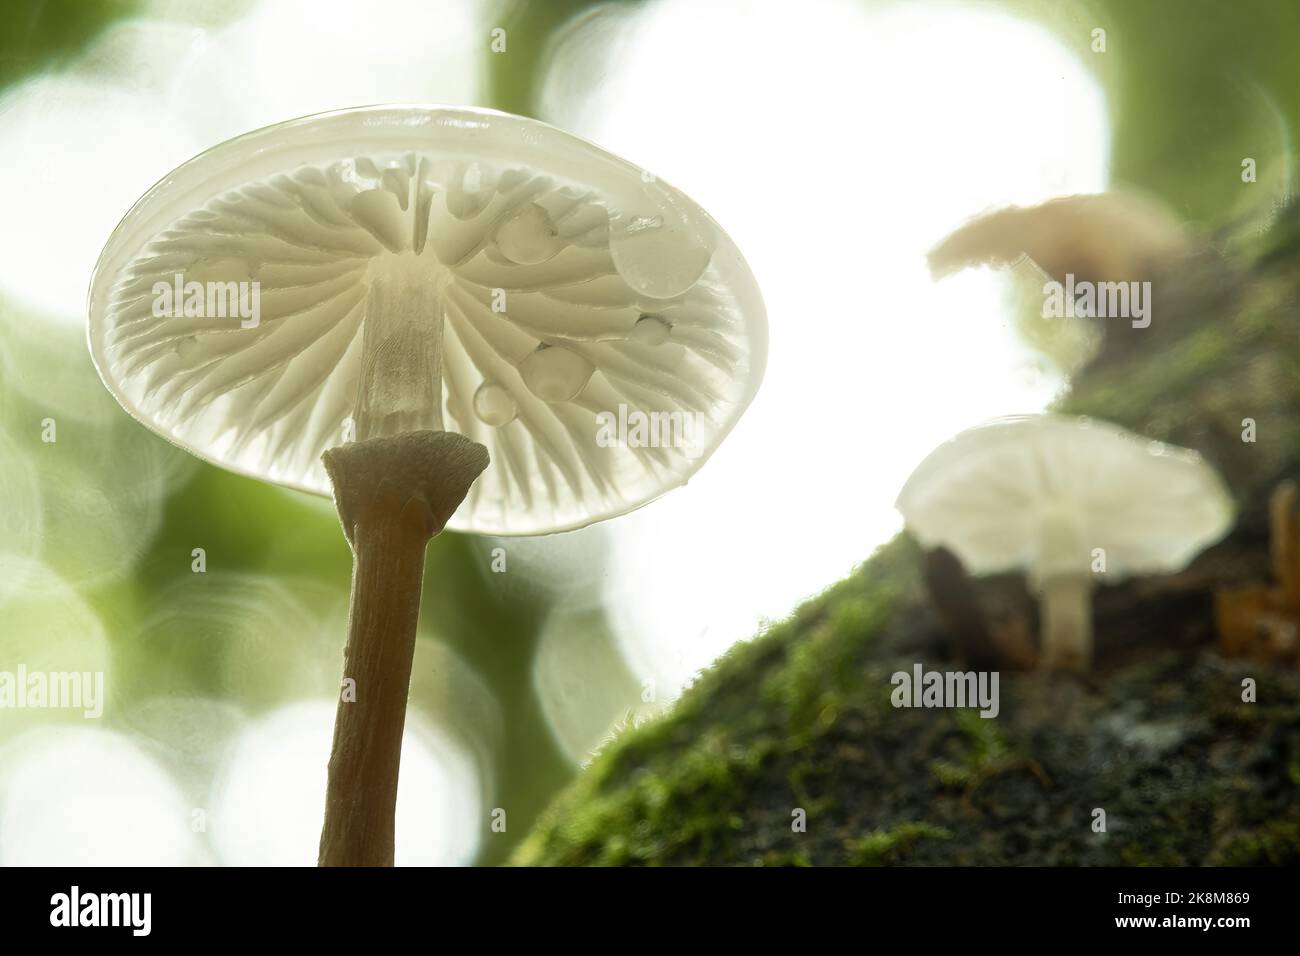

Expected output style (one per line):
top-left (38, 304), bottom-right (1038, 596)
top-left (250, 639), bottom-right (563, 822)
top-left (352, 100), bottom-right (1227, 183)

top-left (896, 414), bottom-right (1234, 586)
top-left (88, 105), bottom-right (766, 535)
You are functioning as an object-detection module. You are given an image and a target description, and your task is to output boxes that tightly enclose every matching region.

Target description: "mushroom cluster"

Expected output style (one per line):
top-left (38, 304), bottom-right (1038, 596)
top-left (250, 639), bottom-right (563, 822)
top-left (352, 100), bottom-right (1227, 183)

top-left (88, 105), bottom-right (767, 865)
top-left (896, 415), bottom-right (1234, 670)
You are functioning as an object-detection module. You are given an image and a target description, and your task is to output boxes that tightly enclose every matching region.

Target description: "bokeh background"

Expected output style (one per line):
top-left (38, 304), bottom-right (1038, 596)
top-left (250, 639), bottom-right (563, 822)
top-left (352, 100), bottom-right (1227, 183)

top-left (0, 0), bottom-right (1295, 865)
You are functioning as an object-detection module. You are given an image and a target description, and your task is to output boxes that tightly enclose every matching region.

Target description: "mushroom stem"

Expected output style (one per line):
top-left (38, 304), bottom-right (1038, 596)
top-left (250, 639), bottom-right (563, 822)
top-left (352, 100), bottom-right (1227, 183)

top-left (1271, 479), bottom-right (1299, 608)
top-left (1038, 576), bottom-right (1094, 671)
top-left (353, 255), bottom-right (445, 439)
top-left (318, 430), bottom-right (488, 867)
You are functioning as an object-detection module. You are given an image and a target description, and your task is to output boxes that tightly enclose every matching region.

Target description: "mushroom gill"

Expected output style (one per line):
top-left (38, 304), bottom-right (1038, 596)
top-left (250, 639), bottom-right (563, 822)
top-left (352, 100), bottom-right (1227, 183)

top-left (100, 153), bottom-right (754, 533)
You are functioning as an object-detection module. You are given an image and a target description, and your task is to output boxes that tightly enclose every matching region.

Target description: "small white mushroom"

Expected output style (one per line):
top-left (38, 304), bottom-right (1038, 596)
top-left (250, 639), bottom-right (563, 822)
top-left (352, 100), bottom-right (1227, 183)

top-left (87, 105), bottom-right (766, 865)
top-left (896, 415), bottom-right (1234, 670)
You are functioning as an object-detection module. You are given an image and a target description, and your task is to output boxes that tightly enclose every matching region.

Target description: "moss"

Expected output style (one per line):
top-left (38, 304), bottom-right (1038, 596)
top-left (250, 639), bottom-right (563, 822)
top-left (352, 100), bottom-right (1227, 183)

top-left (513, 724), bottom-right (774, 866)
top-left (512, 541), bottom-right (911, 867)
top-left (1061, 320), bottom-right (1248, 425)
top-left (754, 850), bottom-right (813, 867)
top-left (1207, 822), bottom-right (1300, 865)
top-left (846, 823), bottom-right (953, 866)
top-left (929, 710), bottom-right (1010, 788)
top-left (516, 562), bottom-right (1300, 865)
top-left (929, 759), bottom-right (974, 788)
top-left (763, 595), bottom-right (892, 742)
top-left (1120, 840), bottom-right (1192, 867)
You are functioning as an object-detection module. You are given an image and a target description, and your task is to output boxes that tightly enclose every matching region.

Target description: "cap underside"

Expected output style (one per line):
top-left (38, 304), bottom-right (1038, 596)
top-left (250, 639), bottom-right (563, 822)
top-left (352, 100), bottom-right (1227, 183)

top-left (88, 106), bottom-right (767, 535)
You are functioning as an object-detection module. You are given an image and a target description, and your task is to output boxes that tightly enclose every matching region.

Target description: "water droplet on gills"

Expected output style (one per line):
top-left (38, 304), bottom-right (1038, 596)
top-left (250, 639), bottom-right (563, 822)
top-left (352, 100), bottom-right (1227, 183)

top-left (473, 382), bottom-right (517, 426)
top-left (518, 345), bottom-right (594, 403)
top-left (629, 314), bottom-right (671, 346)
top-left (609, 187), bottom-right (714, 299)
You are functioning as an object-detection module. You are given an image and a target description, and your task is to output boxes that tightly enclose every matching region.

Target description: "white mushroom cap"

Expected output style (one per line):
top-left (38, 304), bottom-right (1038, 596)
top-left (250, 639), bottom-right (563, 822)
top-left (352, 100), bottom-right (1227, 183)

top-left (88, 105), bottom-right (766, 535)
top-left (895, 415), bottom-right (1233, 587)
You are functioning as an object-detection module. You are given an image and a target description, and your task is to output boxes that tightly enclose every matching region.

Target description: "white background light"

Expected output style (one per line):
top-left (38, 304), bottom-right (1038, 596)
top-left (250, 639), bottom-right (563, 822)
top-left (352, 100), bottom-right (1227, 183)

top-left (211, 700), bottom-right (482, 866)
top-left (541, 0), bottom-right (1109, 688)
top-left (0, 727), bottom-right (202, 866)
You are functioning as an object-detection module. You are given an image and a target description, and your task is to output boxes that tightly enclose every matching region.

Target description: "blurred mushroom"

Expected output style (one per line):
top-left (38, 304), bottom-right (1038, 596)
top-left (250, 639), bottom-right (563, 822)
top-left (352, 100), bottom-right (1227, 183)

top-left (1272, 479), bottom-right (1300, 608)
top-left (896, 415), bottom-right (1233, 671)
top-left (88, 106), bottom-right (766, 865)
top-left (1215, 479), bottom-right (1300, 664)
top-left (927, 191), bottom-right (1191, 285)
top-left (927, 191), bottom-right (1207, 366)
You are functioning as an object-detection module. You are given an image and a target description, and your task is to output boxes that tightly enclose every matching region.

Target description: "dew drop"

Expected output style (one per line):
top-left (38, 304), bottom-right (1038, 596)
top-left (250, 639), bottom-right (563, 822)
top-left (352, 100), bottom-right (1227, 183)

top-left (629, 314), bottom-right (671, 346)
top-left (518, 345), bottom-right (594, 403)
top-left (608, 188), bottom-right (714, 299)
top-left (497, 203), bottom-right (562, 265)
top-left (473, 382), bottom-right (517, 427)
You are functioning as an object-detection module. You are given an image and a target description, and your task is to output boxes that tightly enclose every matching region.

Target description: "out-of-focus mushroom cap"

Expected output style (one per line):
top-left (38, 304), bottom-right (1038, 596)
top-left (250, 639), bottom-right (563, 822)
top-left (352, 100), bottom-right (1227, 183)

top-left (927, 190), bottom-right (1192, 283)
top-left (895, 415), bottom-right (1233, 580)
top-left (88, 105), bottom-right (766, 535)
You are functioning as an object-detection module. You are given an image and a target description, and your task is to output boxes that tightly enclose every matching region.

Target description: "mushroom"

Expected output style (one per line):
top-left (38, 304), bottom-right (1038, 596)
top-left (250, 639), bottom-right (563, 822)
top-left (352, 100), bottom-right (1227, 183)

top-left (896, 415), bottom-right (1233, 670)
top-left (1215, 479), bottom-right (1300, 663)
top-left (87, 105), bottom-right (766, 864)
top-left (927, 191), bottom-right (1192, 286)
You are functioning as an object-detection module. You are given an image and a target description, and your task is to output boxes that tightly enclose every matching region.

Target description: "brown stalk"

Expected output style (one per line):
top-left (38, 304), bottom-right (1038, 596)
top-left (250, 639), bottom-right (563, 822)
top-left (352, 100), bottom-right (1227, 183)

top-left (317, 430), bottom-right (488, 867)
